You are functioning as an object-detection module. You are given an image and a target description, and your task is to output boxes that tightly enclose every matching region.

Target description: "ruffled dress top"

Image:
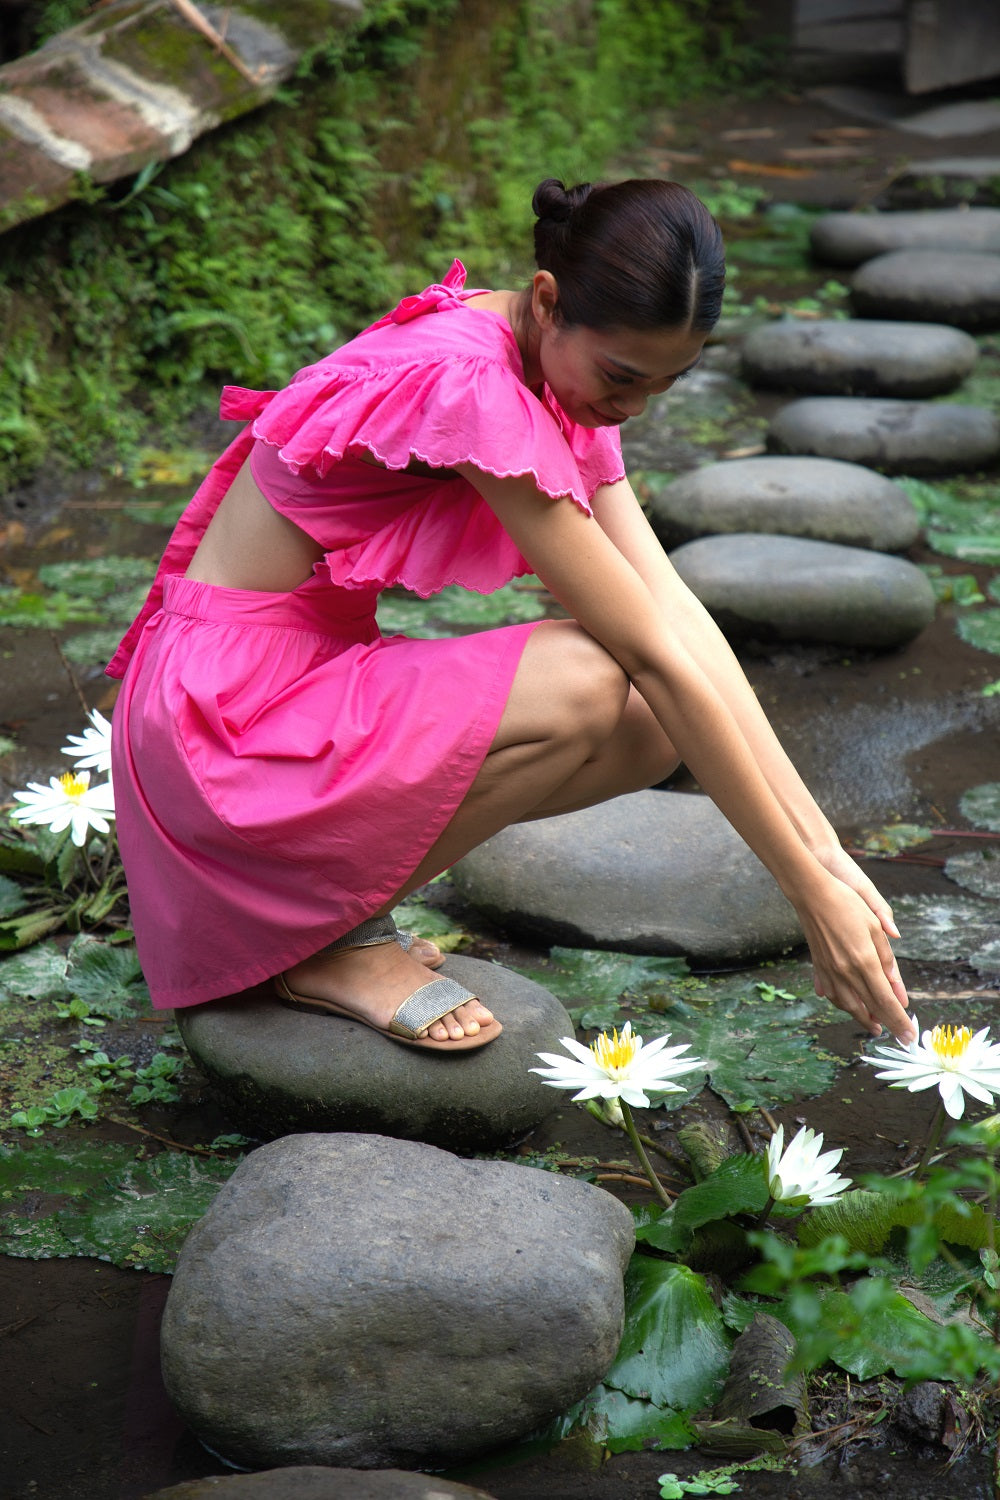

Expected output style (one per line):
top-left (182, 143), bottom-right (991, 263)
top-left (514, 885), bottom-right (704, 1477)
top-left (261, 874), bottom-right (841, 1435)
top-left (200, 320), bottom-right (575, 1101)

top-left (108, 262), bottom-right (625, 1009)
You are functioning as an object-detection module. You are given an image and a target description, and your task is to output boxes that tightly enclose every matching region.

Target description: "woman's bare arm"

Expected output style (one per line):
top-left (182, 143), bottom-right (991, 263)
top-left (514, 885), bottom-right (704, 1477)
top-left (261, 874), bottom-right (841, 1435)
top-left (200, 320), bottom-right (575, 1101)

top-left (458, 462), bottom-right (914, 1043)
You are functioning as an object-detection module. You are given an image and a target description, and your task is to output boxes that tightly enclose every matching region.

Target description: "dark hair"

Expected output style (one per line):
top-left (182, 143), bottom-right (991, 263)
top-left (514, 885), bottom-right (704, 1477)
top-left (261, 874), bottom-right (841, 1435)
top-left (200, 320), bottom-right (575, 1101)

top-left (531, 177), bottom-right (725, 333)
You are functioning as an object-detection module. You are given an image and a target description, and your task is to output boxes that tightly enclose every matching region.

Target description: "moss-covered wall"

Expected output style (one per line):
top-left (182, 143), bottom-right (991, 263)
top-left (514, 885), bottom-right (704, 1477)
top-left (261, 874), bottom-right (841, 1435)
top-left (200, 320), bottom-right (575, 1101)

top-left (0, 0), bottom-right (755, 497)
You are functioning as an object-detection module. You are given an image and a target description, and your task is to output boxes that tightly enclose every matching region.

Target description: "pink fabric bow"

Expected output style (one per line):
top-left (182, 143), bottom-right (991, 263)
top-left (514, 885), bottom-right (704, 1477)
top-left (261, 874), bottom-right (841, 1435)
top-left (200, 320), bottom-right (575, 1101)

top-left (361, 259), bottom-right (468, 334)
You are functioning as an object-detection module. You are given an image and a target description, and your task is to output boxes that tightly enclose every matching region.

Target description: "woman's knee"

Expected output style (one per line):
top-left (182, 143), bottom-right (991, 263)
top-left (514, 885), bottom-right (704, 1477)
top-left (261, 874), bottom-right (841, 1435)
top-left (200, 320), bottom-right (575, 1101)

top-left (499, 621), bottom-right (629, 751)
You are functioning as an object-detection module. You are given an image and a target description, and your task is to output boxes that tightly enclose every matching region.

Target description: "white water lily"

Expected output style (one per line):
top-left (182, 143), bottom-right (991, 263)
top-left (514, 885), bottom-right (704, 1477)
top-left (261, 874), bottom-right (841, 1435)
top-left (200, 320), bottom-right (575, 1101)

top-left (10, 769), bottom-right (116, 847)
top-left (765, 1124), bottom-right (851, 1207)
top-left (61, 708), bottom-right (113, 775)
top-left (531, 1021), bottom-right (704, 1109)
top-left (862, 1018), bottom-right (1000, 1120)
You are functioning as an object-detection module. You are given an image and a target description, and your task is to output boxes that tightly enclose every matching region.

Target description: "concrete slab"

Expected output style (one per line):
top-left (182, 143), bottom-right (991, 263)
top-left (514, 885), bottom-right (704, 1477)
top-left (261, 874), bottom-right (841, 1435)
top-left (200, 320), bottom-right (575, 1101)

top-left (809, 85), bottom-right (1000, 139)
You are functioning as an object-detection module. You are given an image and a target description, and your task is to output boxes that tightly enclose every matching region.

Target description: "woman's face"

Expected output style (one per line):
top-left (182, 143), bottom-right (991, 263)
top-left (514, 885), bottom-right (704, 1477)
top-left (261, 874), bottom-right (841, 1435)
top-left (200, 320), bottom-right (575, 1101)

top-left (538, 317), bottom-right (707, 430)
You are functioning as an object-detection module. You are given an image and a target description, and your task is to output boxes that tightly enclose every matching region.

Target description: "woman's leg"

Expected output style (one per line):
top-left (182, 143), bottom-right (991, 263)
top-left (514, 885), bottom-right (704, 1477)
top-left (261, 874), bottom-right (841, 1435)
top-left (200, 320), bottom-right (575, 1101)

top-left (282, 621), bottom-right (677, 1039)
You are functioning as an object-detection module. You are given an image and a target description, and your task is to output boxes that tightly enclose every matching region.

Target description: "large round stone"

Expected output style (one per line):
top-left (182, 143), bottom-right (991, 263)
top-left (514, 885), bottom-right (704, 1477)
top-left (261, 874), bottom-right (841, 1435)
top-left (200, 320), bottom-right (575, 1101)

top-left (646, 456), bottom-right (919, 552)
top-left (160, 1134), bottom-right (635, 1471)
top-left (669, 533), bottom-right (936, 648)
top-left (740, 318), bottom-right (977, 398)
top-left (452, 790), bottom-right (802, 966)
top-left (850, 250), bottom-right (1000, 330)
top-left (885, 158), bottom-right (1000, 210)
top-left (810, 207), bottom-right (1000, 266)
top-left (767, 397), bottom-right (1000, 476)
top-left (176, 956), bottom-right (570, 1152)
top-left (145, 1471), bottom-right (497, 1499)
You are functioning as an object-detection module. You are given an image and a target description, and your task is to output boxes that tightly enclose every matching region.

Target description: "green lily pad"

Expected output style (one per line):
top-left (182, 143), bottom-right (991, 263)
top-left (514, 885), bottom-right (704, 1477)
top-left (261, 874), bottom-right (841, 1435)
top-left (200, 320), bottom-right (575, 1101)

top-left (514, 947), bottom-right (691, 1030)
top-left (639, 993), bottom-right (838, 1113)
top-left (0, 941), bottom-right (69, 1000)
top-left (944, 849), bottom-right (1000, 900)
top-left (605, 1258), bottom-right (731, 1412)
top-left (857, 823), bottom-right (933, 856)
top-left (960, 783), bottom-right (1000, 832)
top-left (957, 609), bottom-right (1000, 657)
top-left (638, 1156), bottom-right (768, 1255)
top-left (64, 936), bottom-right (150, 1017)
top-left (891, 893), bottom-right (1000, 963)
top-left (0, 1140), bottom-right (240, 1271)
top-left (0, 874), bottom-right (27, 919)
top-left (391, 900), bottom-right (469, 953)
top-left (926, 530), bottom-right (1000, 565)
top-left (377, 580), bottom-right (549, 639)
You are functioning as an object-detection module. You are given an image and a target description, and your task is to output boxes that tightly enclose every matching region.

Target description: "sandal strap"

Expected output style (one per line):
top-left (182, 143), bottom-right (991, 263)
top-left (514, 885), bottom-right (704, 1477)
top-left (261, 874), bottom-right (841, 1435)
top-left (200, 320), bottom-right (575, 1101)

top-left (389, 977), bottom-right (477, 1039)
top-left (317, 915), bottom-right (399, 955)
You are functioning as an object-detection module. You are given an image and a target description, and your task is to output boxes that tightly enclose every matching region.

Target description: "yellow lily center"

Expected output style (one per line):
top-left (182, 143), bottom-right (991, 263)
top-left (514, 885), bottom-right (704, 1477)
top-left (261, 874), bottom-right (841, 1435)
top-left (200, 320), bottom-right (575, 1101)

top-left (930, 1024), bottom-right (972, 1064)
top-left (591, 1027), bottom-right (639, 1075)
top-left (57, 770), bottom-right (90, 800)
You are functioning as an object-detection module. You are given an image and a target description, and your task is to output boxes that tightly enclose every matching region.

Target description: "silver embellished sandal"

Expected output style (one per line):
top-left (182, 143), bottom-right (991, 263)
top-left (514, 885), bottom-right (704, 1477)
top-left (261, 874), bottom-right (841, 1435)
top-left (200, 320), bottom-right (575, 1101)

top-left (273, 915), bottom-right (501, 1052)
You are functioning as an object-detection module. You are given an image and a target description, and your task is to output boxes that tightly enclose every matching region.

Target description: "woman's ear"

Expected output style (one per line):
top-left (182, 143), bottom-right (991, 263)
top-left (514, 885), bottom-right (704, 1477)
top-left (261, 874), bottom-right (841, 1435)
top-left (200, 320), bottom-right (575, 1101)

top-left (530, 270), bottom-right (560, 328)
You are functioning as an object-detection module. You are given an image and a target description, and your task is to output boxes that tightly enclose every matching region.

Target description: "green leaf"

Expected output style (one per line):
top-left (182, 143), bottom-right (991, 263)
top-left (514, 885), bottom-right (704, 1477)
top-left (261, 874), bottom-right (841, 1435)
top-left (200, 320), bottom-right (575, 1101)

top-left (960, 783), bottom-right (1000, 832)
top-left (857, 823), bottom-right (933, 855)
top-left (0, 941), bottom-right (68, 999)
top-left (514, 947), bottom-right (691, 1020)
top-left (0, 874), bottom-right (27, 918)
top-left (64, 936), bottom-right (149, 1017)
top-left (550, 1383), bottom-right (696, 1454)
top-left (798, 1188), bottom-right (996, 1256)
top-left (891, 893), bottom-right (1000, 963)
top-left (605, 1259), bottom-right (731, 1412)
top-left (391, 900), bottom-right (469, 953)
top-left (926, 530), bottom-right (1000, 565)
top-left (377, 580), bottom-right (549, 639)
top-left (957, 609), bottom-right (1000, 656)
top-left (637, 1157), bottom-right (768, 1254)
top-left (944, 849), bottom-right (1000, 900)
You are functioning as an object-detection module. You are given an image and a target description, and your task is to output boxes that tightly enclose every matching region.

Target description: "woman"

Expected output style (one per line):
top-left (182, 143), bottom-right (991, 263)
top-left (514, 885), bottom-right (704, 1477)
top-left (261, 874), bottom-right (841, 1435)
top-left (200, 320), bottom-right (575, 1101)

top-left (108, 177), bottom-right (915, 1053)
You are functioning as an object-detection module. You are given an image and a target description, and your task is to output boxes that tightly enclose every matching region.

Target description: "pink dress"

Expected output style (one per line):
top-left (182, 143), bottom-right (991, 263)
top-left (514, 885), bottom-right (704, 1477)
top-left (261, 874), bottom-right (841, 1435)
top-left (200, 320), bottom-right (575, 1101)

top-left (107, 262), bottom-right (625, 1009)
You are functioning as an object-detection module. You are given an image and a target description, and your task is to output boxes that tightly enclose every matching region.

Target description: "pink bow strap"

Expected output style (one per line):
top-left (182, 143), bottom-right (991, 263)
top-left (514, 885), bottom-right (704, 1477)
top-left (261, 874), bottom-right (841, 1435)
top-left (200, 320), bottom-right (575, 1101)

top-left (219, 385), bottom-right (277, 422)
top-left (361, 259), bottom-right (468, 334)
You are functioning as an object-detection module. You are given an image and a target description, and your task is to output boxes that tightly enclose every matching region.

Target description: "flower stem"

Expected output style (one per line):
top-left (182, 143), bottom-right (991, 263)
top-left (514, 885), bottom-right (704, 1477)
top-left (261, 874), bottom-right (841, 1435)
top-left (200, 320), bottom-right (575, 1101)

top-left (915, 1101), bottom-right (947, 1181)
top-left (619, 1100), bottom-right (673, 1208)
top-left (757, 1194), bottom-right (775, 1228)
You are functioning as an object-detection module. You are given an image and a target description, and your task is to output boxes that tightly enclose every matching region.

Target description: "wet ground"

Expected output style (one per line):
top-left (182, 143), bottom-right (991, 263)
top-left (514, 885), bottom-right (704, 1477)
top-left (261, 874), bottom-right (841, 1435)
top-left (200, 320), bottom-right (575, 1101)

top-left (3, 78), bottom-right (1000, 1500)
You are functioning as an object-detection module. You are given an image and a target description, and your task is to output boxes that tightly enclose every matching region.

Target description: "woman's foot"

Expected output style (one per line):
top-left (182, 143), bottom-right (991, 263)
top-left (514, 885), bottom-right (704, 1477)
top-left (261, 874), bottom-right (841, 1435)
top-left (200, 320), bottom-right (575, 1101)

top-left (279, 938), bottom-right (495, 1042)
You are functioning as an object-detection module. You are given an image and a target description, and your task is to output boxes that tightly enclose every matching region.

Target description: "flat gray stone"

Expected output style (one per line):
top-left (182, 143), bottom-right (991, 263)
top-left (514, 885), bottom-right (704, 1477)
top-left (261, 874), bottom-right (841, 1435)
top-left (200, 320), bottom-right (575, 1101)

top-left (452, 791), bottom-right (802, 966)
top-left (646, 455), bottom-right (919, 552)
top-left (850, 250), bottom-right (1000, 330)
top-left (885, 158), bottom-right (1000, 209)
top-left (740, 318), bottom-right (977, 398)
top-left (145, 1468), bottom-right (497, 1499)
top-left (176, 956), bottom-right (569, 1152)
top-left (669, 533), bottom-right (936, 649)
top-left (160, 1134), bottom-right (634, 1471)
top-left (810, 208), bottom-right (1000, 266)
top-left (767, 396), bottom-right (1000, 476)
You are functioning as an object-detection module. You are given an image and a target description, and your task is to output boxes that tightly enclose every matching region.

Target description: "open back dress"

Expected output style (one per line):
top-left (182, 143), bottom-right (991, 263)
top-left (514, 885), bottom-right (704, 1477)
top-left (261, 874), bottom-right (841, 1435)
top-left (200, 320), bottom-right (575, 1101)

top-left (107, 262), bottom-right (625, 1010)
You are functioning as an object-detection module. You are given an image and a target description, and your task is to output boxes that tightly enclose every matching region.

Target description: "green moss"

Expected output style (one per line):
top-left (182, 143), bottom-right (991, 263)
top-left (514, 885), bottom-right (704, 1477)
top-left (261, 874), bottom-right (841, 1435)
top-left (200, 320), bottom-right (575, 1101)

top-left (0, 0), bottom-right (758, 493)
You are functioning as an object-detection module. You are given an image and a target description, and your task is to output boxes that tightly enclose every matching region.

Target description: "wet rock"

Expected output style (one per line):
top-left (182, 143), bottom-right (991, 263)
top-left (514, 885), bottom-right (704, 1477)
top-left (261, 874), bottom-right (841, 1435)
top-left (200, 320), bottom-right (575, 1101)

top-left (160, 1133), bottom-right (634, 1471)
top-left (767, 396), bottom-right (1000, 476)
top-left (452, 790), bottom-right (802, 966)
top-left (895, 1381), bottom-right (951, 1445)
top-left (669, 533), bottom-right (936, 649)
top-left (850, 250), bottom-right (1000, 331)
top-left (646, 456), bottom-right (919, 552)
top-left (885, 158), bottom-right (1000, 209)
top-left (176, 956), bottom-right (568, 1152)
top-left (740, 318), bottom-right (977, 398)
top-left (145, 1467), bottom-right (498, 1498)
top-left (810, 207), bottom-right (1000, 266)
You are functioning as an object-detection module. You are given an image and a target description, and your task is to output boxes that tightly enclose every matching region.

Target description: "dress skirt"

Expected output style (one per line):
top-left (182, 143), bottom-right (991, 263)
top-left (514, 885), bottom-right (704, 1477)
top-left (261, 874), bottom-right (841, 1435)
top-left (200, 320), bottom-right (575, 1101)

top-left (112, 572), bottom-right (539, 1010)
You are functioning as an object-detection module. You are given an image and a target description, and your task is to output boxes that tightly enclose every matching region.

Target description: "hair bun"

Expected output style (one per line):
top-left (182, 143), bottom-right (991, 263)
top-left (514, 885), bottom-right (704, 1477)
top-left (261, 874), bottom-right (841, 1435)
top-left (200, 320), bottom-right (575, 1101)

top-left (532, 177), bottom-right (591, 224)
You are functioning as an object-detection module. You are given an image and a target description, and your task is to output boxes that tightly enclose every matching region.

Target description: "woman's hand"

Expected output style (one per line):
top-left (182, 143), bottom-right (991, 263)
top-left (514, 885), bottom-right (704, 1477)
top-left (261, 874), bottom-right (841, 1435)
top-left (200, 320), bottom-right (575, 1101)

top-left (793, 868), bottom-right (915, 1045)
top-left (811, 839), bottom-right (900, 940)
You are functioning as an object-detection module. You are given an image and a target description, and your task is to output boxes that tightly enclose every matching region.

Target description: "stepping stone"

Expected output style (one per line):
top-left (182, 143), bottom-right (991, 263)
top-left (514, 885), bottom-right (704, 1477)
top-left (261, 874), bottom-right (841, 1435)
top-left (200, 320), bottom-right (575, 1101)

top-left (810, 208), bottom-right (1000, 266)
top-left (146, 1472), bottom-right (497, 1500)
top-left (176, 956), bottom-right (570, 1152)
top-left (161, 1133), bottom-right (634, 1471)
top-left (885, 158), bottom-right (1000, 209)
top-left (850, 250), bottom-right (1000, 331)
top-left (767, 396), bottom-right (1000, 476)
top-left (669, 533), bottom-right (936, 649)
top-left (452, 790), bottom-right (803, 967)
top-left (740, 318), bottom-right (977, 398)
top-left (646, 455), bottom-right (920, 552)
